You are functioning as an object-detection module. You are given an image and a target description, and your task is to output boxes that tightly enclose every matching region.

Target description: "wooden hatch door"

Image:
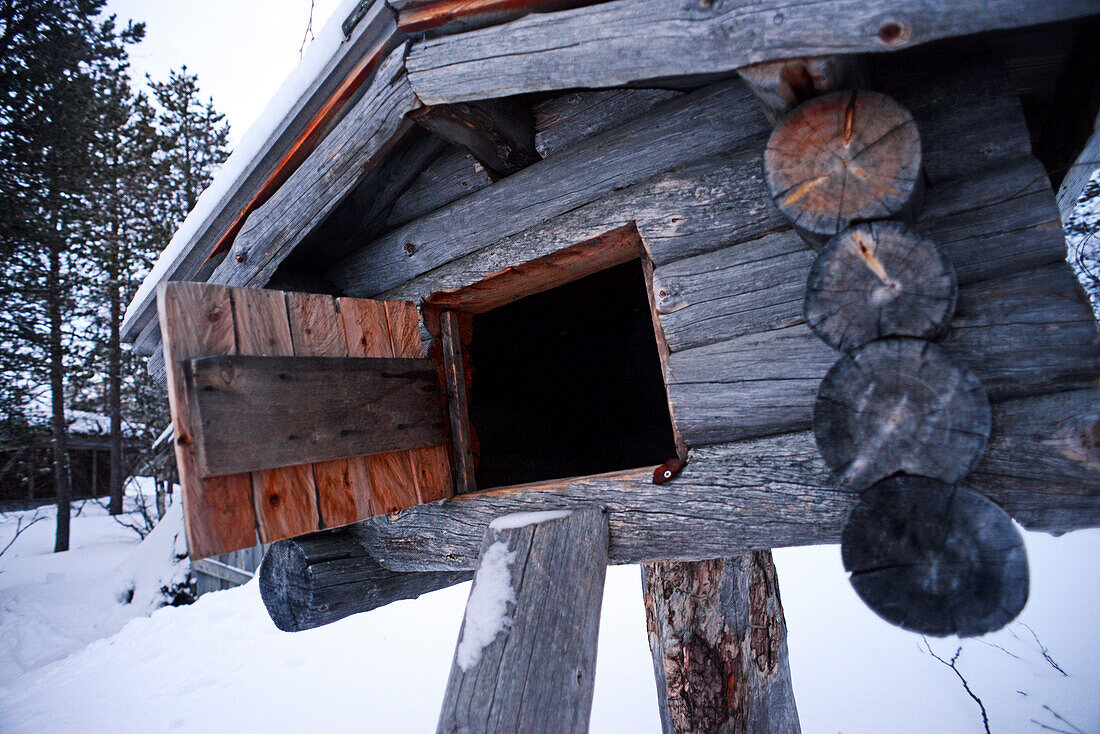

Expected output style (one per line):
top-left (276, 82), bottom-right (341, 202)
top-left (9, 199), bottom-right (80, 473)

top-left (157, 282), bottom-right (453, 559)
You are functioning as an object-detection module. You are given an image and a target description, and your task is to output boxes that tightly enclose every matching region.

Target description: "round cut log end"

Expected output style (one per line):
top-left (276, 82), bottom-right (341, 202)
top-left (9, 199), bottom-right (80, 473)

top-left (813, 338), bottom-right (990, 490)
top-left (804, 222), bottom-right (957, 352)
top-left (764, 90), bottom-right (922, 244)
top-left (842, 476), bottom-right (1029, 637)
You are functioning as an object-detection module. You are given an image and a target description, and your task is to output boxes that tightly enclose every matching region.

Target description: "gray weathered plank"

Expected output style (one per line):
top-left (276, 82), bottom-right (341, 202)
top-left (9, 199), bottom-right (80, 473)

top-left (533, 88), bottom-right (683, 158)
top-left (642, 553), bottom-right (801, 734)
top-left (250, 387), bottom-right (1100, 630)
top-left (405, 0), bottom-right (1100, 104)
top-left (409, 99), bottom-right (540, 179)
top-left (328, 79), bottom-right (770, 296)
top-left (437, 508), bottom-right (608, 734)
top-left (738, 54), bottom-right (867, 125)
top-left (666, 263), bottom-right (1099, 446)
top-left (344, 386), bottom-right (1100, 573)
top-left (188, 355), bottom-right (448, 476)
top-left (440, 311), bottom-right (476, 494)
top-left (207, 46), bottom-right (418, 295)
top-left (384, 145), bottom-right (493, 229)
top-left (123, 3), bottom-right (403, 345)
top-left (652, 156), bottom-right (1065, 353)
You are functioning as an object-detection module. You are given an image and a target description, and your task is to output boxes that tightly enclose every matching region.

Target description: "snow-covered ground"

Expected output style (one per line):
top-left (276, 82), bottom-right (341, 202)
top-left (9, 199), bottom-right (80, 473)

top-left (1, 490), bottom-right (1098, 733)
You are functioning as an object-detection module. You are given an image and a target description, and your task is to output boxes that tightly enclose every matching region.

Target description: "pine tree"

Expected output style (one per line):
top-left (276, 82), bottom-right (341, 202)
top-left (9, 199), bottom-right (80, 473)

top-left (0, 0), bottom-right (142, 550)
top-left (149, 67), bottom-right (230, 226)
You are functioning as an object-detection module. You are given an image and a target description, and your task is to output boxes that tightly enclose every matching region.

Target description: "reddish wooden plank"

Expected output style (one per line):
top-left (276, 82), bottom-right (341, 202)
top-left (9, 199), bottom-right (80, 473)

top-left (386, 300), bottom-right (454, 503)
top-left (287, 292), bottom-right (374, 526)
top-left (339, 298), bottom-right (422, 513)
top-left (231, 287), bottom-right (320, 542)
top-left (157, 282), bottom-right (256, 559)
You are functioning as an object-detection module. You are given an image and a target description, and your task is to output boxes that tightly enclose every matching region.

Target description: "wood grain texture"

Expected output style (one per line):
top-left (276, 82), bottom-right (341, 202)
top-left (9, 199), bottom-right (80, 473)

top-left (404, 0), bottom-right (1098, 104)
top-left (206, 45), bottom-right (419, 294)
top-left (124, 4), bottom-right (402, 344)
top-left (764, 90), bottom-right (923, 247)
top-left (336, 297), bottom-right (422, 513)
top-left (409, 99), bottom-right (540, 180)
top-left (667, 263), bottom-right (1099, 447)
top-left (437, 508), bottom-right (608, 734)
top-left (533, 88), bottom-right (682, 158)
top-left (249, 387), bottom-right (1100, 629)
top-left (329, 79), bottom-right (770, 296)
top-left (286, 292), bottom-right (372, 527)
top-left (804, 222), bottom-right (957, 352)
top-left (386, 300), bottom-right (454, 504)
top-left (157, 282), bottom-right (256, 559)
top-left (738, 54), bottom-right (867, 125)
top-left (842, 476), bottom-right (1028, 637)
top-left (642, 553), bottom-right (800, 734)
top-left (813, 338), bottom-right (990, 490)
top-left (232, 287), bottom-right (320, 543)
top-left (259, 526), bottom-right (472, 632)
top-left (652, 156), bottom-right (1064, 354)
top-left (385, 145), bottom-right (493, 230)
top-left (440, 311), bottom-right (476, 494)
top-left (346, 388), bottom-right (1100, 573)
top-left (1057, 111), bottom-right (1099, 222)
top-left (188, 355), bottom-right (447, 476)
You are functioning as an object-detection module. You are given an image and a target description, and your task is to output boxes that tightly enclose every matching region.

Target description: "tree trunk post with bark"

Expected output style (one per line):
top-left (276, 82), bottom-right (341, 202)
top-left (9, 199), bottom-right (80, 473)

top-left (642, 552), bottom-right (801, 734)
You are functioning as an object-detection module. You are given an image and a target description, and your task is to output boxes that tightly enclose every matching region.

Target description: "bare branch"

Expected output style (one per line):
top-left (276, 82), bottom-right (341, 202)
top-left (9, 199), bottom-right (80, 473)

top-left (0, 509), bottom-right (47, 558)
top-left (1017, 623), bottom-right (1068, 677)
top-left (922, 639), bottom-right (991, 734)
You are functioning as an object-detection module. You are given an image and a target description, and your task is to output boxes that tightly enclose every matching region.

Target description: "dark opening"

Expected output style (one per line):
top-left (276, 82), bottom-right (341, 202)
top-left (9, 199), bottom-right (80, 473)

top-left (467, 260), bottom-right (678, 489)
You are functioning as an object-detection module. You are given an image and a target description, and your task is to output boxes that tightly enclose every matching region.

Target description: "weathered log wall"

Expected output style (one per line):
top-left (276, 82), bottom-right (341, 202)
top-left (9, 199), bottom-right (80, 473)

top-left (333, 59), bottom-right (1099, 461)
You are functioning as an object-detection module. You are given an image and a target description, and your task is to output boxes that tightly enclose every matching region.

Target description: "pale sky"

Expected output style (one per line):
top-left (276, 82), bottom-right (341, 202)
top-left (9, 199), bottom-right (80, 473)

top-left (105, 0), bottom-right (343, 147)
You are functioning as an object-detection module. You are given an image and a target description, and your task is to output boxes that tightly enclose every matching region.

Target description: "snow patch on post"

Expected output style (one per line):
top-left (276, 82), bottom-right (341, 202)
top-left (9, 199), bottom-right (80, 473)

top-left (488, 509), bottom-right (573, 531)
top-left (455, 541), bottom-right (517, 670)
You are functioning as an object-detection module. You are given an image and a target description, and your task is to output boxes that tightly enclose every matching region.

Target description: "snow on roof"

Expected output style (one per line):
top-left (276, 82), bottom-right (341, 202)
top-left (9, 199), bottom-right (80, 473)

top-left (121, 0), bottom-right (365, 335)
top-left (20, 397), bottom-right (145, 438)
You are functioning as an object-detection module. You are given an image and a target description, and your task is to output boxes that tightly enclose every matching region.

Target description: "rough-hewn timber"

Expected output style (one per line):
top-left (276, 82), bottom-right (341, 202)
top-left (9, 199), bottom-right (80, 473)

top-left (813, 338), bottom-right (990, 490)
top-left (252, 387), bottom-right (1100, 629)
top-left (329, 80), bottom-right (770, 296)
top-left (404, 0), bottom-right (1098, 104)
top-left (667, 263), bottom-right (1099, 447)
top-left (409, 99), bottom-right (540, 179)
top-left (437, 509), bottom-right (608, 734)
top-left (764, 90), bottom-right (923, 247)
top-left (642, 553), bottom-right (801, 734)
top-left (738, 55), bottom-right (867, 125)
top-left (259, 525), bottom-right (472, 632)
top-left (338, 387), bottom-right (1100, 573)
top-left (187, 355), bottom-right (447, 477)
top-left (803, 222), bottom-right (957, 352)
top-left (842, 476), bottom-right (1028, 637)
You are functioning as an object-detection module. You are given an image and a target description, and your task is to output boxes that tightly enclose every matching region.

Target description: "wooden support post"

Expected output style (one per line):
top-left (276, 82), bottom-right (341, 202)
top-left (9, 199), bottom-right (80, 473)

top-left (440, 310), bottom-right (476, 494)
top-left (642, 552), bottom-right (800, 734)
top-left (437, 508), bottom-right (608, 734)
top-left (738, 55), bottom-right (868, 125)
top-left (409, 99), bottom-right (540, 180)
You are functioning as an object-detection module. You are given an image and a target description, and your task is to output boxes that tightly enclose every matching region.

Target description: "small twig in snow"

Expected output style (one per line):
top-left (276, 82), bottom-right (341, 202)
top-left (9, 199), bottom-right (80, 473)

top-left (1039, 705), bottom-right (1085, 734)
top-left (0, 509), bottom-right (46, 559)
top-left (1018, 623), bottom-right (1067, 676)
top-left (923, 639), bottom-right (991, 734)
top-left (975, 637), bottom-right (1023, 661)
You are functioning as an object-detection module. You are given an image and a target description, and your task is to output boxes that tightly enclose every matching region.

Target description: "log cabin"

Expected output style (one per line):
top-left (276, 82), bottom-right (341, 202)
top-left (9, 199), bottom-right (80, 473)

top-left (124, 1), bottom-right (1100, 730)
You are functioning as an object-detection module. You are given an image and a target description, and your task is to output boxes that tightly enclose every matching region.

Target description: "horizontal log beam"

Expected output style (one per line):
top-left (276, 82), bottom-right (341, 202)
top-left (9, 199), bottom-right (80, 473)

top-left (405, 0), bottom-right (1100, 104)
top-left (187, 355), bottom-right (448, 476)
top-left (328, 79), bottom-right (770, 296)
top-left (257, 386), bottom-right (1100, 630)
top-left (666, 263), bottom-right (1099, 446)
top-left (409, 99), bottom-right (540, 180)
top-left (293, 388), bottom-right (1100, 576)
